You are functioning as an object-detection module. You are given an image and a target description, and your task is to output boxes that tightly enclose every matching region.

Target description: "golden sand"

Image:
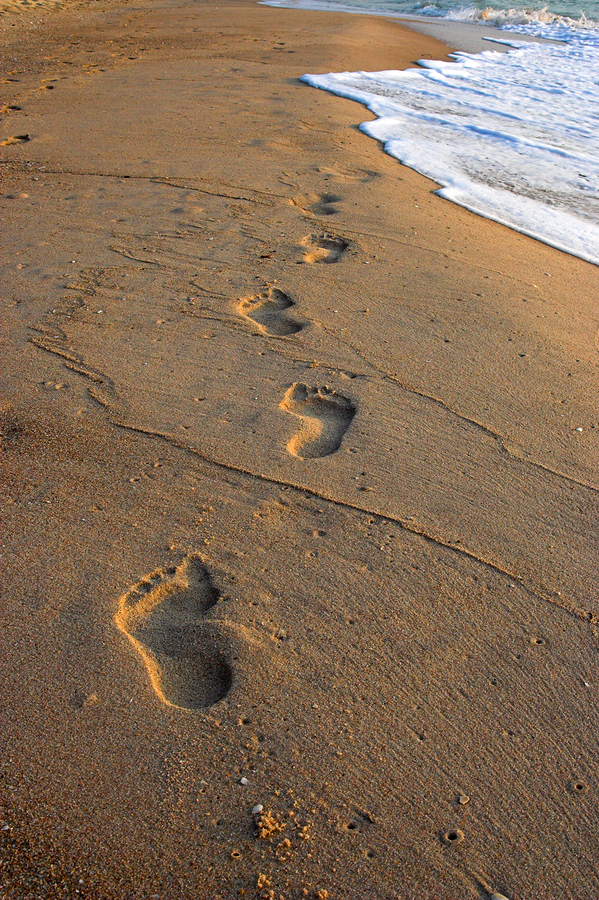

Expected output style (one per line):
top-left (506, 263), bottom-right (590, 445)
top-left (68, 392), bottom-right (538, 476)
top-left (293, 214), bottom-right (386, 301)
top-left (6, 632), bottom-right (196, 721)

top-left (1, 1), bottom-right (597, 897)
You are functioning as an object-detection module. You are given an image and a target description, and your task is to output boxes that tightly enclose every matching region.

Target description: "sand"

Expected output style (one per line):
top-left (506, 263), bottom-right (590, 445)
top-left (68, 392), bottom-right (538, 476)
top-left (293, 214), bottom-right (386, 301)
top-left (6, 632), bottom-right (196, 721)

top-left (1, 1), bottom-right (598, 898)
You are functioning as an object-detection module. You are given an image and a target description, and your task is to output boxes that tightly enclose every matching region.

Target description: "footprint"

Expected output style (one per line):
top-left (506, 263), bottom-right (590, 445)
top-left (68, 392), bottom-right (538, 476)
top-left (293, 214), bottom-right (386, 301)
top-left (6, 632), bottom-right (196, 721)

top-left (1, 134), bottom-right (30, 147)
top-left (238, 287), bottom-right (303, 336)
top-left (310, 193), bottom-right (341, 216)
top-left (301, 232), bottom-right (349, 264)
top-left (293, 192), bottom-right (341, 217)
top-left (315, 165), bottom-right (380, 184)
top-left (345, 808), bottom-right (375, 834)
top-left (114, 556), bottom-right (232, 710)
top-left (280, 383), bottom-right (355, 459)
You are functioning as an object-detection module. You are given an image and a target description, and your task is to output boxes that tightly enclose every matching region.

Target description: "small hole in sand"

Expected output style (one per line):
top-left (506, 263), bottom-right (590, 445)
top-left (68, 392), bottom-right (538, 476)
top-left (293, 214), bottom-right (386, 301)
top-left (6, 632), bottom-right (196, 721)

top-left (442, 828), bottom-right (464, 845)
top-left (347, 821), bottom-right (358, 831)
top-left (571, 780), bottom-right (588, 794)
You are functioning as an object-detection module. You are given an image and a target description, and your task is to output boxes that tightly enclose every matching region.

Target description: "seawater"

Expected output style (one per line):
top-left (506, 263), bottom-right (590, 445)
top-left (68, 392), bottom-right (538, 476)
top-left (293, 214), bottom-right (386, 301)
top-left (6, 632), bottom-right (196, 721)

top-left (262, 0), bottom-right (599, 266)
top-left (260, 0), bottom-right (598, 29)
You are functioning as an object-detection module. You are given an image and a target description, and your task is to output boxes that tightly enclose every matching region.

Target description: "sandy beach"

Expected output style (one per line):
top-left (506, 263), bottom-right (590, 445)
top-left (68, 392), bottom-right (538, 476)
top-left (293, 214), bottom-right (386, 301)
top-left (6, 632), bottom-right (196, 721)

top-left (1, 1), bottom-right (598, 897)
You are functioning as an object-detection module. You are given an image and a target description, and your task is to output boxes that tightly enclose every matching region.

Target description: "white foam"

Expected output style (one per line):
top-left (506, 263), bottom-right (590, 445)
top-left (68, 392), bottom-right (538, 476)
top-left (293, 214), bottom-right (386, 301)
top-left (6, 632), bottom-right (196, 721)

top-left (302, 31), bottom-right (599, 265)
top-left (260, 0), bottom-right (598, 33)
top-left (429, 5), bottom-right (598, 32)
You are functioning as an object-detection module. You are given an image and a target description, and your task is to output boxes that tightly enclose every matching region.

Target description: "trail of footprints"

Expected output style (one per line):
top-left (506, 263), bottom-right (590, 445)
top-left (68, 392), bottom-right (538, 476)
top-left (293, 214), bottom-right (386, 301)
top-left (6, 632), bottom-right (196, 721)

top-left (237, 234), bottom-right (348, 333)
top-left (238, 228), bottom-right (355, 462)
top-left (118, 213), bottom-right (356, 709)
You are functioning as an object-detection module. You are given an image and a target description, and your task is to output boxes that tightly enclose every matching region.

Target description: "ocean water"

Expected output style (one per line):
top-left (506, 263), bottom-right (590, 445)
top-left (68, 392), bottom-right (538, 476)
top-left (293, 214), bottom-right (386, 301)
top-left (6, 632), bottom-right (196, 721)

top-left (260, 0), bottom-right (598, 30)
top-left (263, 0), bottom-right (599, 265)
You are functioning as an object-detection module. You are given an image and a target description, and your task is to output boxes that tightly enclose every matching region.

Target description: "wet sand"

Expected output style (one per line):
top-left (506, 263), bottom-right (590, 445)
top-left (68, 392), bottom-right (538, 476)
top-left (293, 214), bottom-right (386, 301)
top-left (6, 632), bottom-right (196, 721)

top-left (1, 1), bottom-right (598, 898)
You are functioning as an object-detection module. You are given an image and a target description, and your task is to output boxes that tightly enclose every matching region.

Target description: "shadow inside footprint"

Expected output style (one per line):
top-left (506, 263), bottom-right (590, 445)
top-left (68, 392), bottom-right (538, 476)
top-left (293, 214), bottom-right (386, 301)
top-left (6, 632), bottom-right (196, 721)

top-left (302, 233), bottom-right (349, 264)
top-left (310, 193), bottom-right (341, 216)
top-left (293, 192), bottom-right (342, 217)
top-left (1, 134), bottom-right (30, 147)
top-left (238, 287), bottom-right (303, 336)
top-left (114, 556), bottom-right (232, 710)
top-left (280, 382), bottom-right (355, 459)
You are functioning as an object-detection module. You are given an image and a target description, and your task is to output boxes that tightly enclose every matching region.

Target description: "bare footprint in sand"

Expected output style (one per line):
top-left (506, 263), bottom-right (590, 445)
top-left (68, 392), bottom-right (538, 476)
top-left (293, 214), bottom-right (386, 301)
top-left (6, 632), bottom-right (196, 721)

top-left (314, 164), bottom-right (380, 184)
top-left (114, 556), bottom-right (232, 710)
top-left (301, 232), bottom-right (349, 264)
top-left (281, 383), bottom-right (355, 459)
top-left (238, 287), bottom-right (303, 336)
top-left (293, 192), bottom-right (341, 217)
top-left (1, 134), bottom-right (30, 147)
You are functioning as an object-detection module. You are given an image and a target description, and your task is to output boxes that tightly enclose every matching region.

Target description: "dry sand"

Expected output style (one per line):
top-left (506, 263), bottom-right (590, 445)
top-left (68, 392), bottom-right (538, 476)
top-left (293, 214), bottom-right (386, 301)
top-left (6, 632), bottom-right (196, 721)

top-left (1, 1), bottom-right (598, 898)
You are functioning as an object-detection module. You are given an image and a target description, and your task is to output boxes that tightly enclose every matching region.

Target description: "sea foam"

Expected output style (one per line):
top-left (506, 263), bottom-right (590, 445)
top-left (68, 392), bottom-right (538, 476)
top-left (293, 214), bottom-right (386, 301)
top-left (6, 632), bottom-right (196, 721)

top-left (261, 0), bottom-right (598, 32)
top-left (302, 29), bottom-right (599, 265)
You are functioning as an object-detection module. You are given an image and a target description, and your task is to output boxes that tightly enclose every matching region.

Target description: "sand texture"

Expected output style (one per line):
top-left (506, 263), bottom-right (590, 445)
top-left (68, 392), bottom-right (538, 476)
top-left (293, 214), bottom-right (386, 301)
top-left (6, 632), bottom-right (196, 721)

top-left (1, 1), bottom-right (598, 898)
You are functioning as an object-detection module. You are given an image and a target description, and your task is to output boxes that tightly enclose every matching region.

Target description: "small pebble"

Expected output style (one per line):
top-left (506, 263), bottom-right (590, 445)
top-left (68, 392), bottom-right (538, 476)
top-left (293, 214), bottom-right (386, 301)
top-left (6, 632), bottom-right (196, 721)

top-left (252, 804), bottom-right (264, 816)
top-left (458, 794), bottom-right (470, 805)
top-left (239, 776), bottom-right (249, 786)
top-left (490, 894), bottom-right (510, 900)
top-left (575, 427), bottom-right (583, 432)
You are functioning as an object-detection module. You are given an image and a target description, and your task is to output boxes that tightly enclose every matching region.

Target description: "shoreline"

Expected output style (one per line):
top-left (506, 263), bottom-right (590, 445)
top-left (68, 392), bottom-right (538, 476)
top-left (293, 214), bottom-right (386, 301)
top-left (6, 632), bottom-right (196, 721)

top-left (258, 0), bottom-right (568, 52)
top-left (392, 13), bottom-right (565, 51)
top-left (1, 1), bottom-right (598, 898)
